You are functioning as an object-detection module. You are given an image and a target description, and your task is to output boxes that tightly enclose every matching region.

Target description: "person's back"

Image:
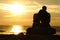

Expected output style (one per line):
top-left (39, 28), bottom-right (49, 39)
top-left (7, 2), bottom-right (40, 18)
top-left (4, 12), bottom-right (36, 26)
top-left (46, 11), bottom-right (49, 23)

top-left (38, 6), bottom-right (51, 28)
top-left (32, 6), bottom-right (51, 28)
top-left (32, 13), bottom-right (40, 28)
top-left (38, 10), bottom-right (50, 24)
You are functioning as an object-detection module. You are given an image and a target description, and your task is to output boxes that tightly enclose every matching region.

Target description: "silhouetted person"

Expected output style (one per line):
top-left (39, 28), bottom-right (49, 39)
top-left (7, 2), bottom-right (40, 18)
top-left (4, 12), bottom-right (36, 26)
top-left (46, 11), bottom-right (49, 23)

top-left (37, 6), bottom-right (50, 28)
top-left (32, 13), bottom-right (40, 28)
top-left (37, 6), bottom-right (56, 35)
top-left (32, 6), bottom-right (51, 29)
top-left (26, 6), bottom-right (56, 35)
top-left (39, 6), bottom-right (50, 23)
top-left (32, 6), bottom-right (51, 28)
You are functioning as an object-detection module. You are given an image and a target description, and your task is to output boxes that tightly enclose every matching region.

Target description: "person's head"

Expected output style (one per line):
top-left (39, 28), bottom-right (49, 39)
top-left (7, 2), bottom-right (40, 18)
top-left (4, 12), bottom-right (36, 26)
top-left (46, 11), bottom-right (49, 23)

top-left (42, 6), bottom-right (47, 11)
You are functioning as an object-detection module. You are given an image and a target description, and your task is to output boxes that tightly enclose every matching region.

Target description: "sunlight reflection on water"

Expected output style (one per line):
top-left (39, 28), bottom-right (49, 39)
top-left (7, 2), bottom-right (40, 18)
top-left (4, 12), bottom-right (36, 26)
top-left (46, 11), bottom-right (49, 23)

top-left (10, 25), bottom-right (26, 35)
top-left (0, 25), bottom-right (26, 35)
top-left (0, 25), bottom-right (60, 35)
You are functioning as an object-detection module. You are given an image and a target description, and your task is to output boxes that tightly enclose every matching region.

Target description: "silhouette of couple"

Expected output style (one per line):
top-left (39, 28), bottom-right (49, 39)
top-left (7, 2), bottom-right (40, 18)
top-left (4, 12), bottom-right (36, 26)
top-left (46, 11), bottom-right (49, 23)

top-left (26, 6), bottom-right (56, 35)
top-left (33, 6), bottom-right (50, 28)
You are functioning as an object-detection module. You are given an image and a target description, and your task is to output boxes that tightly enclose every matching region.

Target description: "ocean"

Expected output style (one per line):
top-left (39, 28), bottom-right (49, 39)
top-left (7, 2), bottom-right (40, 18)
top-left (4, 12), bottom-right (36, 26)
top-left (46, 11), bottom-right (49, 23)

top-left (0, 25), bottom-right (60, 35)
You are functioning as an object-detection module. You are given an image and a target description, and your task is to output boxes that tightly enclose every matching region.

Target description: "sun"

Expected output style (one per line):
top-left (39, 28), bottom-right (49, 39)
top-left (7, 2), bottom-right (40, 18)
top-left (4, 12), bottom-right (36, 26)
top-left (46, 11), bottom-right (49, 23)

top-left (9, 3), bottom-right (25, 15)
top-left (10, 25), bottom-right (23, 35)
top-left (3, 3), bottom-right (25, 16)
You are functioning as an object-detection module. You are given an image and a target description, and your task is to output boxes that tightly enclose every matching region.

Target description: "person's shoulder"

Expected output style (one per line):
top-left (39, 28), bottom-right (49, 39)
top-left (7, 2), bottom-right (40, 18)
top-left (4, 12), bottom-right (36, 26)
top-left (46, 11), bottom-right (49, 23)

top-left (34, 13), bottom-right (39, 17)
top-left (34, 13), bottom-right (38, 15)
top-left (46, 12), bottom-right (51, 16)
top-left (38, 10), bottom-right (43, 14)
top-left (39, 10), bottom-right (43, 12)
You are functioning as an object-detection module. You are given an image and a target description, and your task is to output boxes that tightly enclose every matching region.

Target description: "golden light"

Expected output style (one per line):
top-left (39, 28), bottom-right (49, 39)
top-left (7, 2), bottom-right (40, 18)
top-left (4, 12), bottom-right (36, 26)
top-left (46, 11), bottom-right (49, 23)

top-left (9, 3), bottom-right (25, 15)
top-left (3, 3), bottom-right (25, 16)
top-left (10, 25), bottom-right (23, 35)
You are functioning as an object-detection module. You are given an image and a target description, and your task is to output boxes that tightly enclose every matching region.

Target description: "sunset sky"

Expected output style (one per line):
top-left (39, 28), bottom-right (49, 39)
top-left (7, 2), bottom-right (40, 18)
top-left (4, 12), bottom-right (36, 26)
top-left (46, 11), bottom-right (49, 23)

top-left (0, 0), bottom-right (60, 26)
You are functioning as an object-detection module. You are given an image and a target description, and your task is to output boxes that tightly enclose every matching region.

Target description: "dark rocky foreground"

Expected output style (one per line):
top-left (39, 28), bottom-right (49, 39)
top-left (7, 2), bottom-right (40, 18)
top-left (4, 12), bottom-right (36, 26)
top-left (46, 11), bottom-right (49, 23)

top-left (0, 34), bottom-right (60, 40)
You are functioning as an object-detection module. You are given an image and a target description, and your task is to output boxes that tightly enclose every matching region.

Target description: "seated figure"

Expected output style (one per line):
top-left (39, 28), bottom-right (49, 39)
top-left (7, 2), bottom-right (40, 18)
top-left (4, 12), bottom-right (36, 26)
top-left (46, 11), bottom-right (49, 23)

top-left (26, 6), bottom-right (56, 35)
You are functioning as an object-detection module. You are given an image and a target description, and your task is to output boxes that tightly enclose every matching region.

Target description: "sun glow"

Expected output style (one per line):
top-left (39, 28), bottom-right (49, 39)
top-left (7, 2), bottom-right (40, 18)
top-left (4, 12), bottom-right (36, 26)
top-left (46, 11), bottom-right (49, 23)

top-left (3, 3), bottom-right (25, 16)
top-left (10, 25), bottom-right (23, 35)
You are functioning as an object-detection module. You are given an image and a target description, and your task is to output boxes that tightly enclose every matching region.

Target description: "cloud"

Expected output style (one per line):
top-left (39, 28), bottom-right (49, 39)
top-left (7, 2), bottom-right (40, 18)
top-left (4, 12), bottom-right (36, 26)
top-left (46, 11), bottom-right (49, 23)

top-left (33, 0), bottom-right (60, 5)
top-left (0, 0), bottom-right (60, 26)
top-left (0, 0), bottom-right (60, 5)
top-left (45, 5), bottom-right (60, 13)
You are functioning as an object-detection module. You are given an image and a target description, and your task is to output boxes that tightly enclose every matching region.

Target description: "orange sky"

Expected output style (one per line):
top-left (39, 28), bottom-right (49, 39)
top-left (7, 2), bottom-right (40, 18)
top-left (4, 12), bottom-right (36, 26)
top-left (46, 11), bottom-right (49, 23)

top-left (0, 0), bottom-right (60, 26)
